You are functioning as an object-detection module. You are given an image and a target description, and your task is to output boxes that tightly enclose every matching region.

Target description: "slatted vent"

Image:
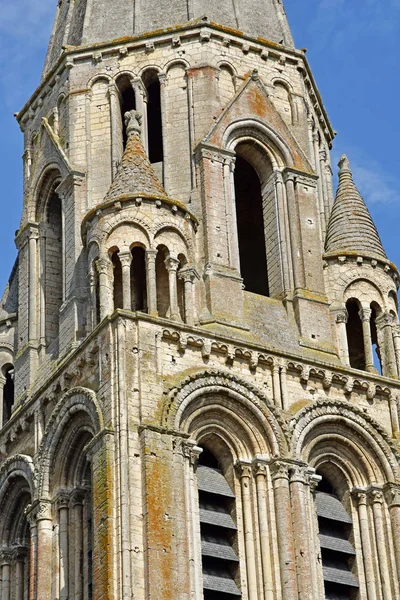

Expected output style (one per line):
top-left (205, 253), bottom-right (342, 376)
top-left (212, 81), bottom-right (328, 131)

top-left (316, 478), bottom-right (359, 600)
top-left (198, 448), bottom-right (241, 600)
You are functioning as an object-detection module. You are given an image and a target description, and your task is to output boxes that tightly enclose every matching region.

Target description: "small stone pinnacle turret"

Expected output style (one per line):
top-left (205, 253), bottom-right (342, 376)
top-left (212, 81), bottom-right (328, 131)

top-left (325, 154), bottom-right (387, 259)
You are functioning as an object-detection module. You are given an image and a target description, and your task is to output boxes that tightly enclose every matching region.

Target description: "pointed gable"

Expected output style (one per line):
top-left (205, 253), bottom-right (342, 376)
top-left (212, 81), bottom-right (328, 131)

top-left (204, 72), bottom-right (313, 174)
top-left (325, 155), bottom-right (387, 259)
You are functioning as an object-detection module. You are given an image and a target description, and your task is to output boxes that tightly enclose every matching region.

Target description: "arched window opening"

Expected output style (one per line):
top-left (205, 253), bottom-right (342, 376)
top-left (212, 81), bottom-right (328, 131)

top-left (234, 153), bottom-right (269, 296)
top-left (2, 365), bottom-right (15, 426)
top-left (45, 191), bottom-right (63, 348)
top-left (92, 261), bottom-right (101, 327)
top-left (346, 300), bottom-right (365, 370)
top-left (0, 480), bottom-right (32, 600)
top-left (315, 474), bottom-right (359, 599)
top-left (197, 446), bottom-right (241, 600)
top-left (111, 249), bottom-right (123, 310)
top-left (156, 246), bottom-right (169, 318)
top-left (116, 75), bottom-right (136, 148)
top-left (370, 303), bottom-right (382, 375)
top-left (143, 70), bottom-right (164, 164)
top-left (131, 246), bottom-right (147, 312)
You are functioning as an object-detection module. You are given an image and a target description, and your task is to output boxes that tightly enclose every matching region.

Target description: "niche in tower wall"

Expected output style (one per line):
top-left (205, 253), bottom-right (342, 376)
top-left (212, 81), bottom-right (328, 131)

top-left (45, 192), bottom-right (62, 348)
top-left (116, 75), bottom-right (136, 148)
top-left (143, 70), bottom-right (164, 164)
top-left (112, 250), bottom-right (123, 310)
top-left (2, 366), bottom-right (14, 426)
top-left (131, 246), bottom-right (147, 311)
top-left (346, 300), bottom-right (365, 371)
top-left (156, 246), bottom-right (169, 318)
top-left (370, 303), bottom-right (382, 374)
top-left (234, 156), bottom-right (269, 296)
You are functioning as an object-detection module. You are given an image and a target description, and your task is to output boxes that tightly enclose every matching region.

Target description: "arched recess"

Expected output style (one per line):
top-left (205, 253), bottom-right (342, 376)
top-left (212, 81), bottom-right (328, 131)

top-left (291, 400), bottom-right (400, 599)
top-left (272, 81), bottom-right (293, 126)
top-left (0, 456), bottom-right (35, 600)
top-left (291, 400), bottom-right (399, 485)
top-left (115, 74), bottom-right (136, 149)
top-left (36, 168), bottom-right (63, 351)
top-left (2, 363), bottom-right (15, 426)
top-left (161, 370), bottom-right (288, 458)
top-left (38, 389), bottom-right (104, 600)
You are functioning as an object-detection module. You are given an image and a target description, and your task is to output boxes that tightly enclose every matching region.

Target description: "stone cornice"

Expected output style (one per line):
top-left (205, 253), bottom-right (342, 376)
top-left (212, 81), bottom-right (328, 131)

top-left (16, 21), bottom-right (333, 143)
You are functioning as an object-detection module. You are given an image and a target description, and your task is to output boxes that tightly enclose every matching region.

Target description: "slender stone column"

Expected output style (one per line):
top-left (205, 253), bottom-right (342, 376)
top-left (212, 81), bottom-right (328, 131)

top-left (71, 490), bottom-right (85, 600)
top-left (313, 132), bottom-right (325, 237)
top-left (236, 462), bottom-right (258, 600)
top-left (272, 362), bottom-right (282, 409)
top-left (389, 397), bottom-right (400, 437)
top-left (0, 373), bottom-right (6, 428)
top-left (289, 465), bottom-right (315, 600)
top-left (319, 148), bottom-right (331, 226)
top-left (28, 227), bottom-right (39, 343)
top-left (178, 267), bottom-right (199, 326)
top-left (336, 309), bottom-right (350, 366)
top-left (95, 255), bottom-right (112, 320)
top-left (392, 323), bottom-right (400, 376)
top-left (223, 156), bottom-right (240, 272)
top-left (134, 80), bottom-right (148, 152)
top-left (108, 84), bottom-right (122, 176)
top-left (353, 490), bottom-right (377, 600)
top-left (165, 257), bottom-right (181, 321)
top-left (13, 548), bottom-right (27, 600)
top-left (274, 170), bottom-right (292, 292)
top-left (270, 461), bottom-right (298, 600)
top-left (359, 307), bottom-right (376, 373)
top-left (25, 505), bottom-right (38, 600)
top-left (284, 174), bottom-right (305, 290)
top-left (57, 493), bottom-right (70, 600)
top-left (183, 443), bottom-right (203, 600)
top-left (119, 251), bottom-right (133, 311)
top-left (280, 365), bottom-right (289, 411)
top-left (369, 489), bottom-right (392, 600)
top-left (384, 483), bottom-right (400, 584)
top-left (145, 249), bottom-right (158, 316)
top-left (253, 462), bottom-right (274, 600)
top-left (376, 313), bottom-right (397, 377)
top-left (1, 551), bottom-right (12, 600)
top-left (158, 72), bottom-right (168, 188)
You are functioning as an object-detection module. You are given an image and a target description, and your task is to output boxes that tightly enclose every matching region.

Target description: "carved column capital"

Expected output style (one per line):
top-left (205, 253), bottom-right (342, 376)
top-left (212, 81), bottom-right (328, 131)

top-left (95, 255), bottom-right (111, 276)
top-left (352, 487), bottom-right (368, 506)
top-left (118, 250), bottom-right (132, 269)
top-left (369, 487), bottom-right (384, 505)
top-left (253, 460), bottom-right (268, 478)
top-left (54, 490), bottom-right (71, 510)
top-left (336, 310), bottom-right (348, 324)
top-left (183, 441), bottom-right (203, 467)
top-left (270, 460), bottom-right (291, 482)
top-left (384, 483), bottom-right (400, 508)
top-left (11, 546), bottom-right (28, 563)
top-left (359, 307), bottom-right (372, 322)
top-left (235, 460), bottom-right (252, 479)
top-left (70, 487), bottom-right (87, 507)
top-left (0, 549), bottom-right (13, 566)
top-left (164, 256), bottom-right (180, 272)
top-left (178, 266), bottom-right (200, 283)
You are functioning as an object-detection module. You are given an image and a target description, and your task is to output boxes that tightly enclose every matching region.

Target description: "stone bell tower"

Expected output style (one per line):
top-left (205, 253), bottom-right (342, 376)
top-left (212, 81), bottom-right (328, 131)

top-left (1, 1), bottom-right (400, 600)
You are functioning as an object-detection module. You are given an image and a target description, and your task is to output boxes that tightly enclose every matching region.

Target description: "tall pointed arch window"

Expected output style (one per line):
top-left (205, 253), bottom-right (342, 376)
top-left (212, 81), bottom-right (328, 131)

top-left (233, 143), bottom-right (272, 296)
top-left (44, 188), bottom-right (63, 348)
top-left (346, 299), bottom-right (365, 370)
top-left (197, 446), bottom-right (241, 599)
top-left (315, 474), bottom-right (359, 599)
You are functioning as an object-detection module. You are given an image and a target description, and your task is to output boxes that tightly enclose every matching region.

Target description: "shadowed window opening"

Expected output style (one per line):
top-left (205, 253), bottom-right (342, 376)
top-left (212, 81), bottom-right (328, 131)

top-left (234, 155), bottom-right (269, 296)
top-left (346, 300), bottom-right (365, 370)
top-left (45, 191), bottom-right (63, 348)
top-left (198, 446), bottom-right (241, 600)
top-left (144, 71), bottom-right (164, 164)
top-left (316, 475), bottom-right (359, 600)
top-left (156, 246), bottom-right (169, 318)
top-left (2, 366), bottom-right (14, 426)
top-left (117, 75), bottom-right (136, 148)
top-left (370, 304), bottom-right (382, 375)
top-left (131, 246), bottom-right (147, 311)
top-left (112, 250), bottom-right (123, 310)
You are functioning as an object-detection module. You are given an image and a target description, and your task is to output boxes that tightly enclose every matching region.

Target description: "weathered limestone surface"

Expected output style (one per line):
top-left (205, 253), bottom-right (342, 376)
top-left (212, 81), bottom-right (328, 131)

top-left (0, 1), bottom-right (399, 599)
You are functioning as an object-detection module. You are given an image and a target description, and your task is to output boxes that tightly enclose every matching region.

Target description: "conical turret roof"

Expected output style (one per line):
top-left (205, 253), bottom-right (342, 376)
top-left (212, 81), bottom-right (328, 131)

top-left (325, 155), bottom-right (387, 259)
top-left (104, 110), bottom-right (168, 203)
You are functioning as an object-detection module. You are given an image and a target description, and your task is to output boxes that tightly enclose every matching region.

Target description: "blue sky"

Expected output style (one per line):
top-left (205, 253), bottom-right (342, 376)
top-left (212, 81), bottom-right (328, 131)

top-left (0, 0), bottom-right (399, 294)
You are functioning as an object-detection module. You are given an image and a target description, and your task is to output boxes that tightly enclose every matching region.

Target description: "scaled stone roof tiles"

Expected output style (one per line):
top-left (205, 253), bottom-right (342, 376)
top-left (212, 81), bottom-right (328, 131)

top-left (325, 155), bottom-right (387, 260)
top-left (104, 110), bottom-right (167, 203)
